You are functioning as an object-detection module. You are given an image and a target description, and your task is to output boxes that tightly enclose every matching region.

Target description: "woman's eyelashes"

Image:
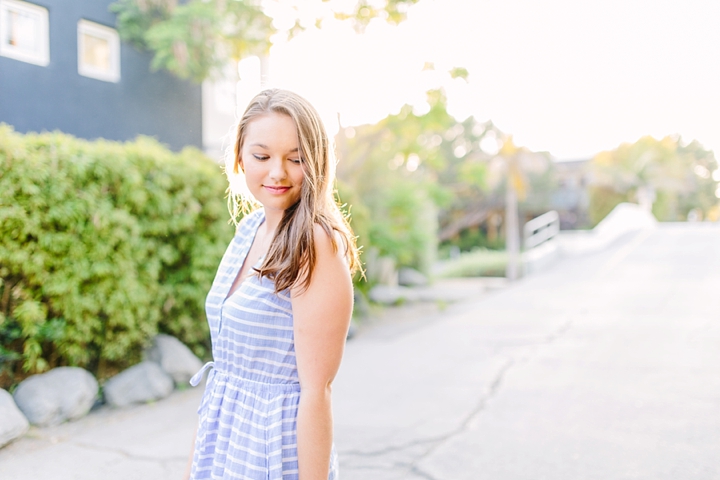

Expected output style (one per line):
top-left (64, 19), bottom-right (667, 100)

top-left (252, 153), bottom-right (302, 164)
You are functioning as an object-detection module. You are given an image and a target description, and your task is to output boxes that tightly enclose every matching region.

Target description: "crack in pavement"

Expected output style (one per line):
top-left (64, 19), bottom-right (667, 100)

top-left (408, 318), bottom-right (575, 479)
top-left (397, 359), bottom-right (514, 480)
top-left (544, 318), bottom-right (573, 343)
top-left (341, 317), bottom-right (575, 479)
top-left (341, 436), bottom-right (444, 458)
top-left (409, 464), bottom-right (440, 480)
top-left (402, 358), bottom-right (514, 480)
top-left (340, 359), bottom-right (514, 479)
top-left (69, 440), bottom-right (187, 464)
top-left (343, 320), bottom-right (574, 459)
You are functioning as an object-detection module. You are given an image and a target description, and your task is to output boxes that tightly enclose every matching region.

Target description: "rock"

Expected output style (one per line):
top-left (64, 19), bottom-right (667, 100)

top-left (365, 250), bottom-right (399, 286)
top-left (414, 279), bottom-right (485, 303)
top-left (346, 322), bottom-right (358, 340)
top-left (12, 367), bottom-right (98, 427)
top-left (0, 389), bottom-right (29, 447)
top-left (145, 334), bottom-right (203, 385)
top-left (104, 361), bottom-right (174, 408)
top-left (352, 291), bottom-right (370, 319)
top-left (368, 285), bottom-right (419, 305)
top-left (398, 267), bottom-right (428, 287)
top-left (375, 257), bottom-right (399, 286)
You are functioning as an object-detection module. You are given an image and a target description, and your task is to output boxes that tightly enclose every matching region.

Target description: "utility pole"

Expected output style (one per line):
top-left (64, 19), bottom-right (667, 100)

top-left (500, 137), bottom-right (523, 281)
top-left (505, 172), bottom-right (520, 280)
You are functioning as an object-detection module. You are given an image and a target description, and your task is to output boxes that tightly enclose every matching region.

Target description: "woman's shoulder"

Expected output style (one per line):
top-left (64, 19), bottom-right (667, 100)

top-left (312, 222), bottom-right (350, 266)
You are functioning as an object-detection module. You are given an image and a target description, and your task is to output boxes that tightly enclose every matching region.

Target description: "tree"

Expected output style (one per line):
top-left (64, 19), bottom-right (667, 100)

top-left (336, 87), bottom-right (503, 272)
top-left (589, 136), bottom-right (719, 223)
top-left (111, 0), bottom-right (419, 82)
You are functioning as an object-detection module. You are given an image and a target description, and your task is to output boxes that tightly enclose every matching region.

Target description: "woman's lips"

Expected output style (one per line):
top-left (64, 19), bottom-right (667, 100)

top-left (264, 185), bottom-right (291, 195)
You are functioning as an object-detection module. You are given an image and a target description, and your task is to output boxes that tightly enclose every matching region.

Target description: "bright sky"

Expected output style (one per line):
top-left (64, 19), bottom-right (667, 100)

top-left (242, 0), bottom-right (720, 161)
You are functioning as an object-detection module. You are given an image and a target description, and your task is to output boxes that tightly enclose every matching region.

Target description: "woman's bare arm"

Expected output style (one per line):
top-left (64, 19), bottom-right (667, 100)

top-left (184, 426), bottom-right (196, 479)
top-left (292, 224), bottom-right (353, 479)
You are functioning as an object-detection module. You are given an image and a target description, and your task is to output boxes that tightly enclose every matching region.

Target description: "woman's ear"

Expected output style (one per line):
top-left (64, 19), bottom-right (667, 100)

top-left (236, 156), bottom-right (244, 174)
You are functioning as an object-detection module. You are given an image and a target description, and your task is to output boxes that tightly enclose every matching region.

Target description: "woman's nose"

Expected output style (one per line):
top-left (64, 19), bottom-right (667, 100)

top-left (269, 158), bottom-right (287, 180)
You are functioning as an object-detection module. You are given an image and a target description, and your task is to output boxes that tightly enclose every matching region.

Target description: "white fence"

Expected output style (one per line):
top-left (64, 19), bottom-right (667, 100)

top-left (523, 210), bottom-right (560, 250)
top-left (522, 210), bottom-right (561, 275)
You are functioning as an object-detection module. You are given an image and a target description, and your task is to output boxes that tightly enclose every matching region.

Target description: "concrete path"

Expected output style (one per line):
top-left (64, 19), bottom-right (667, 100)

top-left (1, 223), bottom-right (719, 479)
top-left (0, 386), bottom-right (202, 479)
top-left (334, 223), bottom-right (720, 479)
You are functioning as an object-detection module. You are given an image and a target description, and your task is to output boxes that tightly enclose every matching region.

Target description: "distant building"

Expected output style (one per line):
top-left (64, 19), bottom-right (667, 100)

top-left (0, 0), bottom-right (236, 154)
top-left (550, 158), bottom-right (592, 229)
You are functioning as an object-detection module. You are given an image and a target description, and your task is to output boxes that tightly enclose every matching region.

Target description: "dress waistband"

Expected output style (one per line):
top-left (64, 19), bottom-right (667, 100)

top-left (189, 361), bottom-right (301, 393)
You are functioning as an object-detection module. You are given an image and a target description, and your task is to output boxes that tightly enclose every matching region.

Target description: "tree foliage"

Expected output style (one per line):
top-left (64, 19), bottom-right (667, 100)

top-left (336, 88), bottom-right (504, 271)
top-left (589, 135), bottom-right (719, 223)
top-left (0, 125), bottom-right (233, 388)
top-left (337, 84), bottom-right (567, 264)
top-left (111, 0), bottom-right (419, 82)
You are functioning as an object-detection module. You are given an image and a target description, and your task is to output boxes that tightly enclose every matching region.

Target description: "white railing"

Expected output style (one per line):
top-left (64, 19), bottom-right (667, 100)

top-left (523, 210), bottom-right (560, 250)
top-left (522, 210), bottom-right (561, 276)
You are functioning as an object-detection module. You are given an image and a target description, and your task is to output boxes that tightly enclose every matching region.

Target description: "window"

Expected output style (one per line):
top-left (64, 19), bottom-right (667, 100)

top-left (77, 19), bottom-right (119, 82)
top-left (0, 0), bottom-right (49, 66)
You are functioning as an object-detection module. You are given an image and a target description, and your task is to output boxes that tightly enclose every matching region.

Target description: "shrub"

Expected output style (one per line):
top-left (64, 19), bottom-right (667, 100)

top-left (0, 125), bottom-right (233, 388)
top-left (435, 248), bottom-right (508, 278)
top-left (364, 179), bottom-right (437, 274)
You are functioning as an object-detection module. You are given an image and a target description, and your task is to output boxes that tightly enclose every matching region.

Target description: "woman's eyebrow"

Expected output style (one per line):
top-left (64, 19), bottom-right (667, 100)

top-left (249, 143), bottom-right (299, 154)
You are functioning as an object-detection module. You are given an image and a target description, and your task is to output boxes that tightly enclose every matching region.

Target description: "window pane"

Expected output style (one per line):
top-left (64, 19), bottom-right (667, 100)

top-left (81, 32), bottom-right (110, 71)
top-left (6, 9), bottom-right (39, 53)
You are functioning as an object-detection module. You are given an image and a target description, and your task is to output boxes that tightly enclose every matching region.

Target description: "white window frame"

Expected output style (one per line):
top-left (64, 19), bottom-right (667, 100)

top-left (77, 19), bottom-right (120, 83)
top-left (0, 0), bottom-right (49, 66)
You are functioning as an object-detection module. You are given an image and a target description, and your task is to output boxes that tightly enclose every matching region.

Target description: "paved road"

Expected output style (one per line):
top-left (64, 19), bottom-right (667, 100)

top-left (334, 223), bottom-right (720, 479)
top-left (1, 223), bottom-right (719, 479)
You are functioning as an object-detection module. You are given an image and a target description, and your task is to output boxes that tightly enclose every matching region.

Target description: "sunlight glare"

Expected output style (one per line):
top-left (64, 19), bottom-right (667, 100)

top-left (263, 0), bottom-right (720, 160)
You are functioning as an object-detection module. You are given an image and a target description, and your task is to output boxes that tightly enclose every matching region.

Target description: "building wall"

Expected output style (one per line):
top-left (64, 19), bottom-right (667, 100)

top-left (202, 65), bottom-right (240, 163)
top-left (550, 159), bottom-right (592, 229)
top-left (0, 0), bottom-right (202, 151)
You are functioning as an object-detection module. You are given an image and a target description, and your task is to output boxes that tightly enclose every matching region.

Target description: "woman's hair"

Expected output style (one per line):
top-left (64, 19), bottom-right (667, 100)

top-left (228, 88), bottom-right (361, 292)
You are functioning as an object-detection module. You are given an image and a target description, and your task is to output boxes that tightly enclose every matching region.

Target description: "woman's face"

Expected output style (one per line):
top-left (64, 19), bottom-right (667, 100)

top-left (239, 112), bottom-right (304, 214)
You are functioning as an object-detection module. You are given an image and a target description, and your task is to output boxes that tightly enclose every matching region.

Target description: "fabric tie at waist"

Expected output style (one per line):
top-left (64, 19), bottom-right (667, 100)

top-left (190, 361), bottom-right (214, 387)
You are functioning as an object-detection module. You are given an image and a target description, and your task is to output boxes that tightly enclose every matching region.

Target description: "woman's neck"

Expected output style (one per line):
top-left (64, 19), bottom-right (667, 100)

top-left (261, 208), bottom-right (284, 240)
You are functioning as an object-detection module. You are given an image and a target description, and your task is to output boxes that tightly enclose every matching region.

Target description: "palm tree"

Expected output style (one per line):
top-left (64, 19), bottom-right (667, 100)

top-left (498, 136), bottom-right (527, 280)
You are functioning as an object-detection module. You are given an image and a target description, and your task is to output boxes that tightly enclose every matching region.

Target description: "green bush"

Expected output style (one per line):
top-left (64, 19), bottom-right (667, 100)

top-left (364, 179), bottom-right (437, 274)
top-left (0, 125), bottom-right (233, 388)
top-left (435, 248), bottom-right (508, 278)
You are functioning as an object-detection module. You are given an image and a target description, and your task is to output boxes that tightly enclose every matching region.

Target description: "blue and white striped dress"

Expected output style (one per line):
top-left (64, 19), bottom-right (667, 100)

top-left (190, 209), bottom-right (339, 479)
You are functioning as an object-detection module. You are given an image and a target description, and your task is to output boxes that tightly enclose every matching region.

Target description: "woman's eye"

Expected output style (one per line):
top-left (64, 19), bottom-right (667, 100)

top-left (290, 158), bottom-right (302, 164)
top-left (253, 154), bottom-right (269, 161)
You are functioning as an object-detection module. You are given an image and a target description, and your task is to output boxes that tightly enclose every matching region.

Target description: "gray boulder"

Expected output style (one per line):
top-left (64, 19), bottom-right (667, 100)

top-left (375, 256), bottom-right (398, 286)
top-left (145, 334), bottom-right (203, 385)
top-left (352, 291), bottom-right (370, 319)
top-left (0, 389), bottom-right (29, 447)
top-left (368, 285), bottom-right (420, 305)
top-left (398, 267), bottom-right (428, 287)
top-left (104, 361), bottom-right (173, 408)
top-left (13, 367), bottom-right (98, 427)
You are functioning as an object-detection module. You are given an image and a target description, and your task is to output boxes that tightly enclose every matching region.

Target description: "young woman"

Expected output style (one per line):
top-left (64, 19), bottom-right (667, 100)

top-left (188, 89), bottom-right (360, 479)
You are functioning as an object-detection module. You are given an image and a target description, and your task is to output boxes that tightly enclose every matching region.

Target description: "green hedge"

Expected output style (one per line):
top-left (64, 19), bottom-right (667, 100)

top-left (0, 125), bottom-right (234, 388)
top-left (435, 248), bottom-right (508, 278)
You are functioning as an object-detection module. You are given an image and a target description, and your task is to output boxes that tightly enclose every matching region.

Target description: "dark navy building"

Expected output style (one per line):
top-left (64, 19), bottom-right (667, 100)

top-left (0, 0), bottom-right (203, 151)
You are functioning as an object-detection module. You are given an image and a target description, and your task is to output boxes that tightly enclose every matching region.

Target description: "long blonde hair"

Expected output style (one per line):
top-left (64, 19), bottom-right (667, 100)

top-left (228, 89), bottom-right (360, 292)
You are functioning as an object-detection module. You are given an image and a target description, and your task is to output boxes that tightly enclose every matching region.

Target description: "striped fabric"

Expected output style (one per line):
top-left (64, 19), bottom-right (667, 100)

top-left (190, 209), bottom-right (339, 479)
